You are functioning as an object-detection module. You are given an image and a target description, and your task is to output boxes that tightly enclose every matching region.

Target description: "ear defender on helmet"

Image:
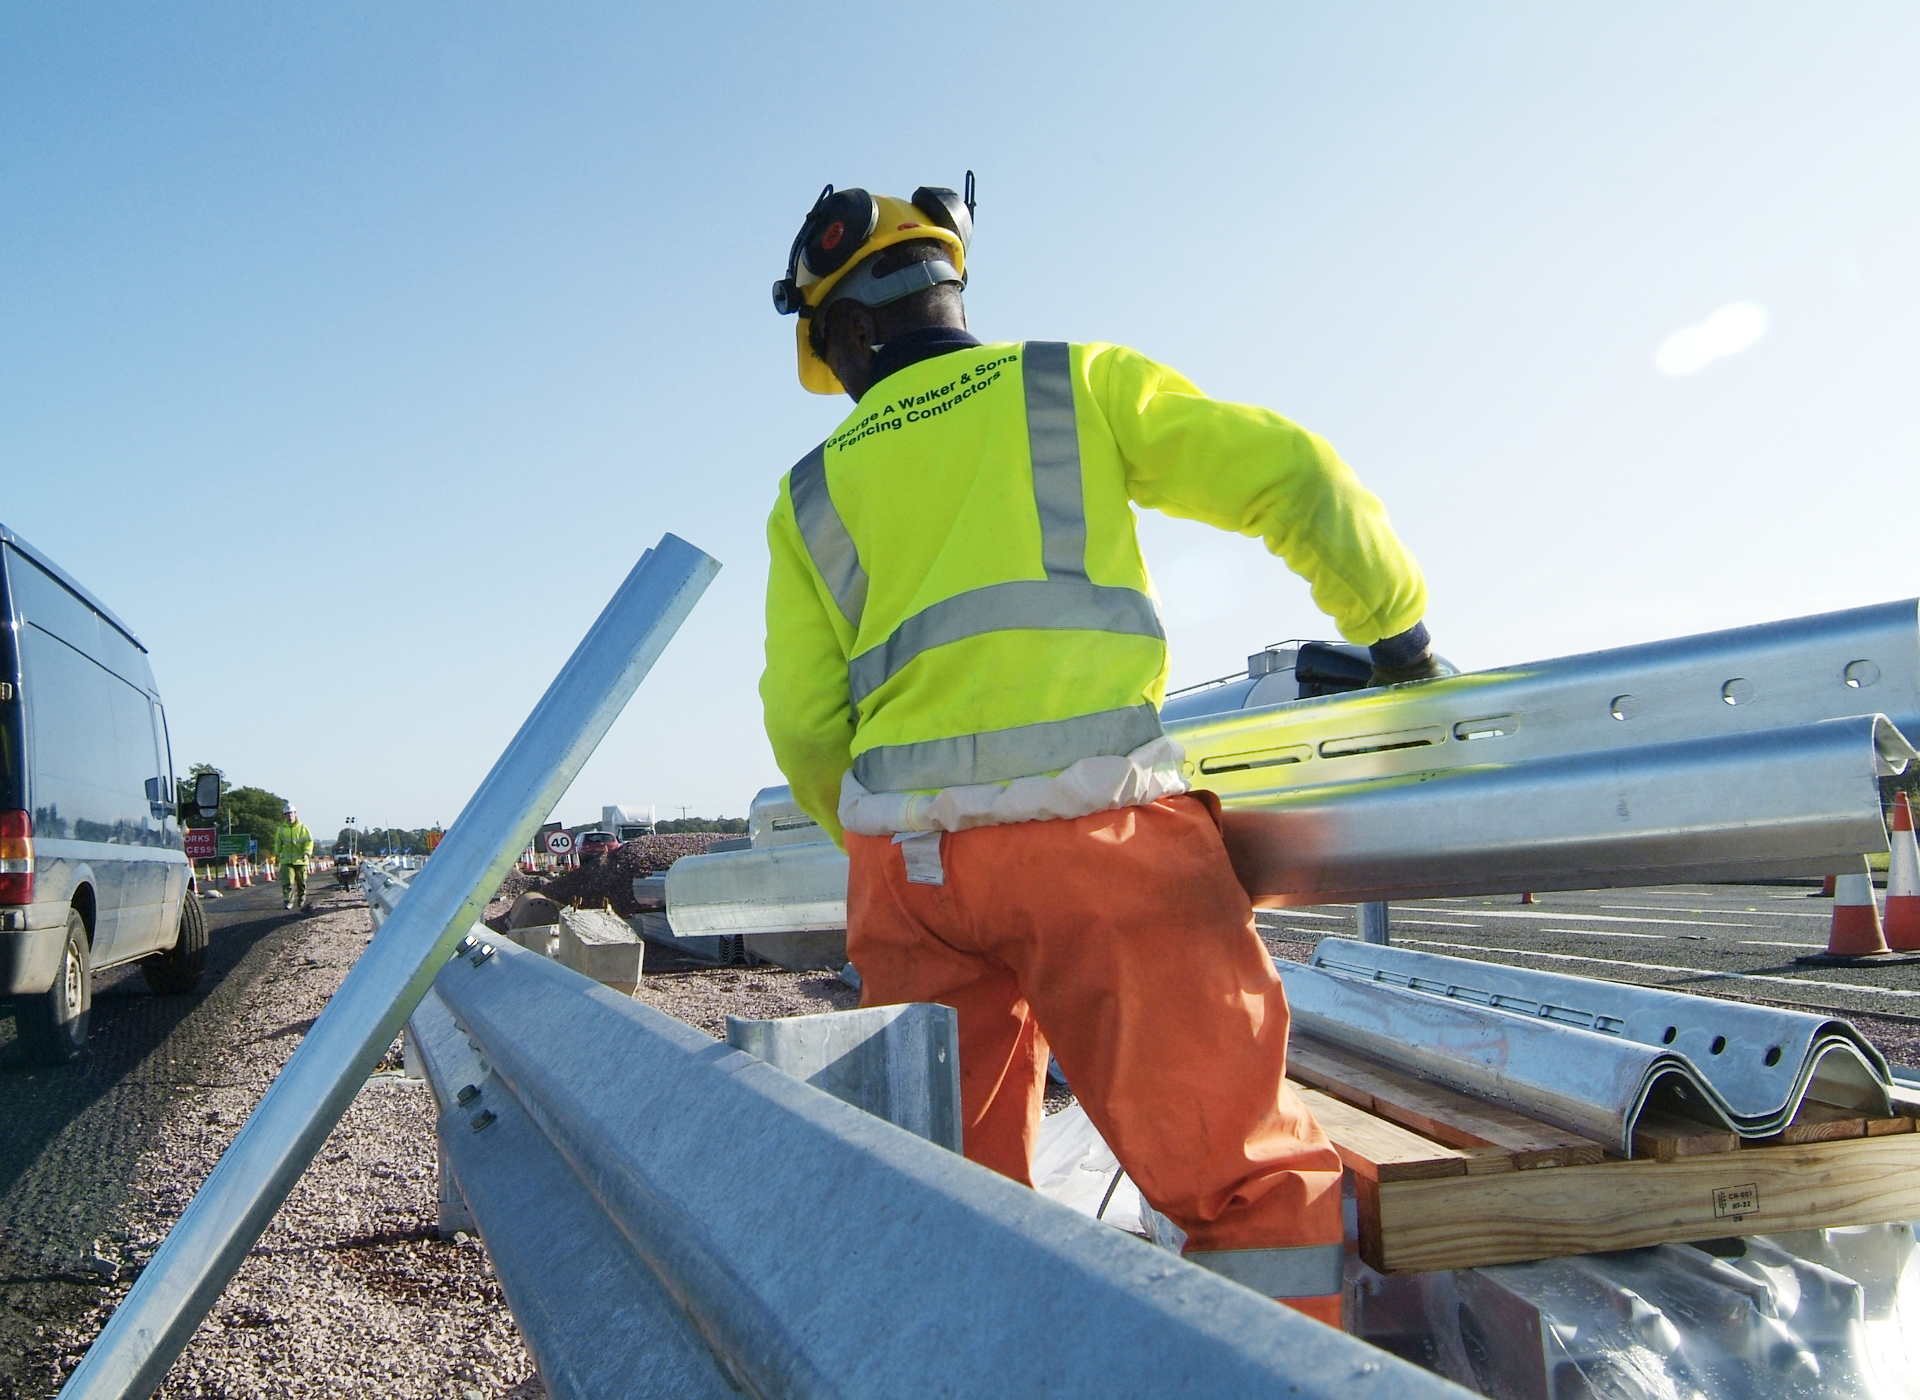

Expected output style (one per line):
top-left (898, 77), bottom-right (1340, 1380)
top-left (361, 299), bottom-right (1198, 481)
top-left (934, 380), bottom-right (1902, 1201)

top-left (910, 171), bottom-right (976, 251)
top-left (775, 174), bottom-right (976, 394)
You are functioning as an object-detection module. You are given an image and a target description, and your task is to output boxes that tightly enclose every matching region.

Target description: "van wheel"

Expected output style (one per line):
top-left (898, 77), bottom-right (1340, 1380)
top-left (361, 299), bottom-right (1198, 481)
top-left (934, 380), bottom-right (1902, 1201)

top-left (143, 892), bottom-right (209, 995)
top-left (17, 909), bottom-right (92, 1064)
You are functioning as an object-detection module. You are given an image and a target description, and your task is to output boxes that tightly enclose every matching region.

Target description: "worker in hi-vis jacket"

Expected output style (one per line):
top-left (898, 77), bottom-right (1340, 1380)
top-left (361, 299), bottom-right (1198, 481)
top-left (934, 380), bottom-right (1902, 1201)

top-left (273, 805), bottom-right (314, 911)
top-left (759, 178), bottom-right (1445, 1327)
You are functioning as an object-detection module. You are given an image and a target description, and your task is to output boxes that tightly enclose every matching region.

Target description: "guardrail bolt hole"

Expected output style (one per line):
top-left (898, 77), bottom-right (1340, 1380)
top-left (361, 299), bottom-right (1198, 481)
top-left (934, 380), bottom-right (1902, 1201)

top-left (1721, 678), bottom-right (1754, 705)
top-left (1764, 1046), bottom-right (1782, 1066)
top-left (1710, 1035), bottom-right (1727, 1056)
top-left (1611, 695), bottom-right (1640, 721)
top-left (1845, 660), bottom-right (1881, 689)
top-left (456, 1084), bottom-right (480, 1106)
top-left (1662, 1026), bottom-right (1677, 1044)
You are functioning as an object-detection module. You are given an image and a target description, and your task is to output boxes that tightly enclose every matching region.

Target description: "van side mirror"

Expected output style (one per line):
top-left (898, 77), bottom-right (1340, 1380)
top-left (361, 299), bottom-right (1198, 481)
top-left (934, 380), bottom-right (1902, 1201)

top-left (145, 775), bottom-right (175, 817)
top-left (193, 772), bottom-right (223, 818)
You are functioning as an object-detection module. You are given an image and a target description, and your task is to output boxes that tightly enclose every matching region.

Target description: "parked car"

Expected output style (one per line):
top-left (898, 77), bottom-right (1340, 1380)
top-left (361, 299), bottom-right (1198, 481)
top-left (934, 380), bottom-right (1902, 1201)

top-left (0, 523), bottom-right (206, 1064)
top-left (576, 830), bottom-right (621, 864)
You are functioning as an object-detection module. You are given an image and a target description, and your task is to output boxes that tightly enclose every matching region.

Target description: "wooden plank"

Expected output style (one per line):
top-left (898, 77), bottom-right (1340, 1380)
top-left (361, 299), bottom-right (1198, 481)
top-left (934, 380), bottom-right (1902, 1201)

top-left (1291, 1085), bottom-right (1468, 1183)
top-left (1367, 1132), bottom-right (1920, 1274)
top-left (1866, 1115), bottom-right (1915, 1137)
top-left (1632, 1109), bottom-right (1740, 1162)
top-left (1758, 1101), bottom-right (1868, 1146)
top-left (1286, 1036), bottom-right (1606, 1171)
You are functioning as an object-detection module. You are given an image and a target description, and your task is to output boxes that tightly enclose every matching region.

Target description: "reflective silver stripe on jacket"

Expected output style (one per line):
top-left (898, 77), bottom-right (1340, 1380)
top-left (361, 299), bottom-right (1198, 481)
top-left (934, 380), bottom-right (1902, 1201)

top-left (846, 579), bottom-right (1162, 707)
top-left (1022, 340), bottom-right (1089, 580)
top-left (851, 704), bottom-right (1164, 794)
top-left (1182, 1243), bottom-right (1346, 1300)
top-left (788, 443), bottom-right (868, 629)
top-left (793, 342), bottom-right (1166, 790)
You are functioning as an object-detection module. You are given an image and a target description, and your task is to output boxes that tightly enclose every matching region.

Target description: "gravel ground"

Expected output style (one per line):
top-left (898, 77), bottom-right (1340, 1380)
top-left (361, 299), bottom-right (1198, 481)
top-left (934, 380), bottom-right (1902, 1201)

top-left (8, 887), bottom-right (541, 1400)
top-left (632, 966), bottom-right (859, 1037)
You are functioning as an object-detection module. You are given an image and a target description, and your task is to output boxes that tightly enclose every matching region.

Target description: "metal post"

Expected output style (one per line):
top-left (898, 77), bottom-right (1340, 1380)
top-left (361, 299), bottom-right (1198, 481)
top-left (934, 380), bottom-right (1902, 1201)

top-left (58, 535), bottom-right (720, 1400)
top-left (1359, 900), bottom-right (1390, 944)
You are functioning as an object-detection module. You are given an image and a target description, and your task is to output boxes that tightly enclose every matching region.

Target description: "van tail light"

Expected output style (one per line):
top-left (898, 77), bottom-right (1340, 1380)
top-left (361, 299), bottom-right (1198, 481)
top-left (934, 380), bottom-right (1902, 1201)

top-left (0, 810), bottom-right (33, 904)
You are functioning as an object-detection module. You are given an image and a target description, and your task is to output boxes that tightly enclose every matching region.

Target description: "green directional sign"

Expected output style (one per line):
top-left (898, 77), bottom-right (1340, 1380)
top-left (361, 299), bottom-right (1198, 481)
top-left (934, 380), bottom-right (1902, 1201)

top-left (216, 834), bottom-right (251, 856)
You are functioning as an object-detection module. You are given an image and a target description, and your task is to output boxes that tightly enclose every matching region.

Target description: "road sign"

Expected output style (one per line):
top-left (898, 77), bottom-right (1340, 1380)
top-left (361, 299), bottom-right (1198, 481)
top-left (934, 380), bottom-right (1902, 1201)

top-left (184, 827), bottom-right (218, 860)
top-left (544, 829), bottom-right (574, 856)
top-left (216, 834), bottom-right (251, 856)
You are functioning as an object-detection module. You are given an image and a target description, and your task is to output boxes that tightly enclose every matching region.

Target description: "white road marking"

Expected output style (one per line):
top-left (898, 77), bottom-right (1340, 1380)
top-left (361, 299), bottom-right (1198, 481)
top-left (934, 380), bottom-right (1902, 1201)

top-left (1258, 909), bottom-right (1347, 921)
top-left (1389, 920), bottom-right (1483, 930)
top-left (1416, 907), bottom-right (1760, 930)
top-left (1397, 938), bottom-right (1920, 1003)
top-left (1739, 939), bottom-right (1827, 950)
top-left (1597, 902), bottom-right (1831, 921)
top-left (1532, 928), bottom-right (1705, 941)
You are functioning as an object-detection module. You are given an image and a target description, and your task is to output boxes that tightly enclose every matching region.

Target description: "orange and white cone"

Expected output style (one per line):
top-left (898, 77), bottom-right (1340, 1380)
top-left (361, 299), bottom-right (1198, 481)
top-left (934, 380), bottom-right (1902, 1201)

top-left (1825, 859), bottom-right (1889, 958)
top-left (1885, 793), bottom-right (1920, 952)
top-left (225, 858), bottom-right (242, 891)
top-left (1816, 874), bottom-right (1837, 898)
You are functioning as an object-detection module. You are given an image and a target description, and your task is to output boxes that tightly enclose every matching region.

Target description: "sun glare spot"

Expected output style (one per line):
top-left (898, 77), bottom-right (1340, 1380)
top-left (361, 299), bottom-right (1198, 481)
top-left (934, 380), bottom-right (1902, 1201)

top-left (1654, 302), bottom-right (1767, 377)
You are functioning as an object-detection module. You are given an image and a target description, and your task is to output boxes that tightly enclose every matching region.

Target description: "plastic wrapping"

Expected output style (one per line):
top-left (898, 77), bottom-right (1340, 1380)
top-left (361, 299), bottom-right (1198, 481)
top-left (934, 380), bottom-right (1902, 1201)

top-left (1349, 1222), bottom-right (1920, 1399)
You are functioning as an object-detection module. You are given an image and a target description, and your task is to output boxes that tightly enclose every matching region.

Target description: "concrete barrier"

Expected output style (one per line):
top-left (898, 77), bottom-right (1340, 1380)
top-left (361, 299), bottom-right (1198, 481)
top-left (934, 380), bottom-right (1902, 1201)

top-left (557, 906), bottom-right (645, 994)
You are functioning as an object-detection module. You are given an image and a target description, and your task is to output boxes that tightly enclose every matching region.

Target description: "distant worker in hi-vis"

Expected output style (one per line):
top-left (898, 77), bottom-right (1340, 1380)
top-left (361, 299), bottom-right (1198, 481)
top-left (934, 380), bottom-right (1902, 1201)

top-left (759, 176), bottom-right (1446, 1327)
top-left (274, 805), bottom-right (314, 912)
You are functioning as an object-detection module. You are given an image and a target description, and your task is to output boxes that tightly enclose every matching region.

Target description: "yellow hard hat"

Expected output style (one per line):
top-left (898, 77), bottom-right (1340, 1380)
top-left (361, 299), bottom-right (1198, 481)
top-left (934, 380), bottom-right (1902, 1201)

top-left (772, 176), bottom-right (974, 394)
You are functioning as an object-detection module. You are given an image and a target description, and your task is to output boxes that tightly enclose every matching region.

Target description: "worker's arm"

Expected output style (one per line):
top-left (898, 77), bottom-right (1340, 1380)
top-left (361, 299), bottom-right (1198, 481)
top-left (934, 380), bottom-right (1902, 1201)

top-left (760, 486), bottom-right (859, 848)
top-left (1087, 343), bottom-right (1429, 649)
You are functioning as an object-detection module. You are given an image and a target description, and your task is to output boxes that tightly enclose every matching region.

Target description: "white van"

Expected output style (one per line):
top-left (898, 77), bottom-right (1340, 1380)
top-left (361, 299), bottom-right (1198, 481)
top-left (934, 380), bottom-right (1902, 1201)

top-left (0, 523), bottom-right (205, 1064)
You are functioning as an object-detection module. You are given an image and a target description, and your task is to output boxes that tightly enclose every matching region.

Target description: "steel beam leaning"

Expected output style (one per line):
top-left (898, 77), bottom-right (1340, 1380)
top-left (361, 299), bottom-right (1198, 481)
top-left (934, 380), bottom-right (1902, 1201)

top-left (428, 936), bottom-right (1469, 1400)
top-left (59, 535), bottom-right (721, 1400)
top-left (1278, 942), bottom-right (1893, 1155)
top-left (1165, 599), bottom-right (1920, 904)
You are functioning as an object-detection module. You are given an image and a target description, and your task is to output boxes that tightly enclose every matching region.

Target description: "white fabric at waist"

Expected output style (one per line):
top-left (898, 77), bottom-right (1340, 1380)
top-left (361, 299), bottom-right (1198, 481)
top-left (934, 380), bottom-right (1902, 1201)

top-left (838, 736), bottom-right (1190, 837)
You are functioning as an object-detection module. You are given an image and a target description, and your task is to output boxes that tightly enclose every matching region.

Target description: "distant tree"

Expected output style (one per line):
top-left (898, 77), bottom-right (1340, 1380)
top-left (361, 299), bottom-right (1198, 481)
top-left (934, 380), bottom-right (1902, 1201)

top-left (223, 786), bottom-right (291, 851)
top-left (653, 817), bottom-right (748, 834)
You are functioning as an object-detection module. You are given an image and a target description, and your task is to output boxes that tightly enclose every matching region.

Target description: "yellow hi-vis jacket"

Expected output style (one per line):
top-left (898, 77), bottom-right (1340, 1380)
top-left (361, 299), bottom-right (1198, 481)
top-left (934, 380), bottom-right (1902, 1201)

top-left (762, 341), bottom-right (1428, 847)
top-left (273, 822), bottom-right (313, 865)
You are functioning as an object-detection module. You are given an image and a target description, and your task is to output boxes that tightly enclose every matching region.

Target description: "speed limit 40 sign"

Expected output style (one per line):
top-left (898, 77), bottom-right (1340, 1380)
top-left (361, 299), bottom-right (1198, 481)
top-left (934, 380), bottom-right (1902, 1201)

top-left (544, 829), bottom-right (574, 856)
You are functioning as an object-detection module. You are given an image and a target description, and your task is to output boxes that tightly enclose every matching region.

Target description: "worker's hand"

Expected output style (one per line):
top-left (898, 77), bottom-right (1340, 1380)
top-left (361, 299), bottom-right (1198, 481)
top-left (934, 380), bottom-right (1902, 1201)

top-left (1367, 622), bottom-right (1456, 687)
top-left (1368, 652), bottom-right (1457, 687)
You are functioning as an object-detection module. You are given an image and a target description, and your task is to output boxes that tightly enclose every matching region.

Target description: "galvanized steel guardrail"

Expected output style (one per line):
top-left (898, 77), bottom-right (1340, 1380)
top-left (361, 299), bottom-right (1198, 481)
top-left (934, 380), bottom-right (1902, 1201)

top-left (1166, 599), bottom-right (1920, 904)
top-left (376, 863), bottom-right (1468, 1400)
top-left (60, 535), bottom-right (722, 1400)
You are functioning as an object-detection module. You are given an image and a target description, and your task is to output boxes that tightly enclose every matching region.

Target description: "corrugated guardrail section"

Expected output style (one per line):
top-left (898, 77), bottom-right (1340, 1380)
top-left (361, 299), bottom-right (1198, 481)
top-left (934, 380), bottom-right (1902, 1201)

top-left (374, 866), bottom-right (1468, 1399)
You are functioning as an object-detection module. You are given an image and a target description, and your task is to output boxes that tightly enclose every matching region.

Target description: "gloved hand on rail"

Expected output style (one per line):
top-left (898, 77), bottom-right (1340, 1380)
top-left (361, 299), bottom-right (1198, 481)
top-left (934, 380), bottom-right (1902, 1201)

top-left (1368, 621), bottom-right (1458, 688)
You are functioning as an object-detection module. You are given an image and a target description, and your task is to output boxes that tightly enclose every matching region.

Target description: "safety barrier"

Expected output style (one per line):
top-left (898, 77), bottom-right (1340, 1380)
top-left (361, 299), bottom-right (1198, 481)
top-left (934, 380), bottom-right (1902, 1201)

top-left (373, 862), bottom-right (1466, 1399)
top-left (59, 536), bottom-right (723, 1399)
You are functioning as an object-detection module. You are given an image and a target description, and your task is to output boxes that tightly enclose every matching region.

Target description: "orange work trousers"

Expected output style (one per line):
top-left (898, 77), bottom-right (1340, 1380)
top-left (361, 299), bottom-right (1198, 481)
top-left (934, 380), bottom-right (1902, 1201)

top-left (846, 792), bottom-right (1346, 1327)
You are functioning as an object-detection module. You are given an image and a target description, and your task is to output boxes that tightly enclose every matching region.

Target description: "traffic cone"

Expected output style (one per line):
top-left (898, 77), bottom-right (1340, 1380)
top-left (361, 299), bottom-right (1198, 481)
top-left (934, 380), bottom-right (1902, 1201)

top-left (225, 858), bottom-right (242, 891)
top-left (1885, 794), bottom-right (1920, 952)
top-left (1823, 860), bottom-right (1888, 958)
top-left (1813, 874), bottom-right (1837, 898)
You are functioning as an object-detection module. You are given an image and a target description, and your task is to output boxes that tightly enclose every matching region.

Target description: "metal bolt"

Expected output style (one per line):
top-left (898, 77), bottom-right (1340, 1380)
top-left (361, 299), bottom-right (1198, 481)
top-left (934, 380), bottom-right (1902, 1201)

top-left (469, 1109), bottom-right (496, 1132)
top-left (469, 943), bottom-right (495, 967)
top-left (455, 1084), bottom-right (480, 1106)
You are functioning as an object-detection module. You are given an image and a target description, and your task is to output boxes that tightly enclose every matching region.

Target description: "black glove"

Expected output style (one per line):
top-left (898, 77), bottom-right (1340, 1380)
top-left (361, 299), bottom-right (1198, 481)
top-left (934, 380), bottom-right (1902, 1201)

top-left (1367, 621), bottom-right (1457, 687)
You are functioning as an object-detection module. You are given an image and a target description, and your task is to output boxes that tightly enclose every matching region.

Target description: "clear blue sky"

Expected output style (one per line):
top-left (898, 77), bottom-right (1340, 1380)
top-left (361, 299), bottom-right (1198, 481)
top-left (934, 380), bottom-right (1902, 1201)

top-left (5, 5), bottom-right (1917, 837)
